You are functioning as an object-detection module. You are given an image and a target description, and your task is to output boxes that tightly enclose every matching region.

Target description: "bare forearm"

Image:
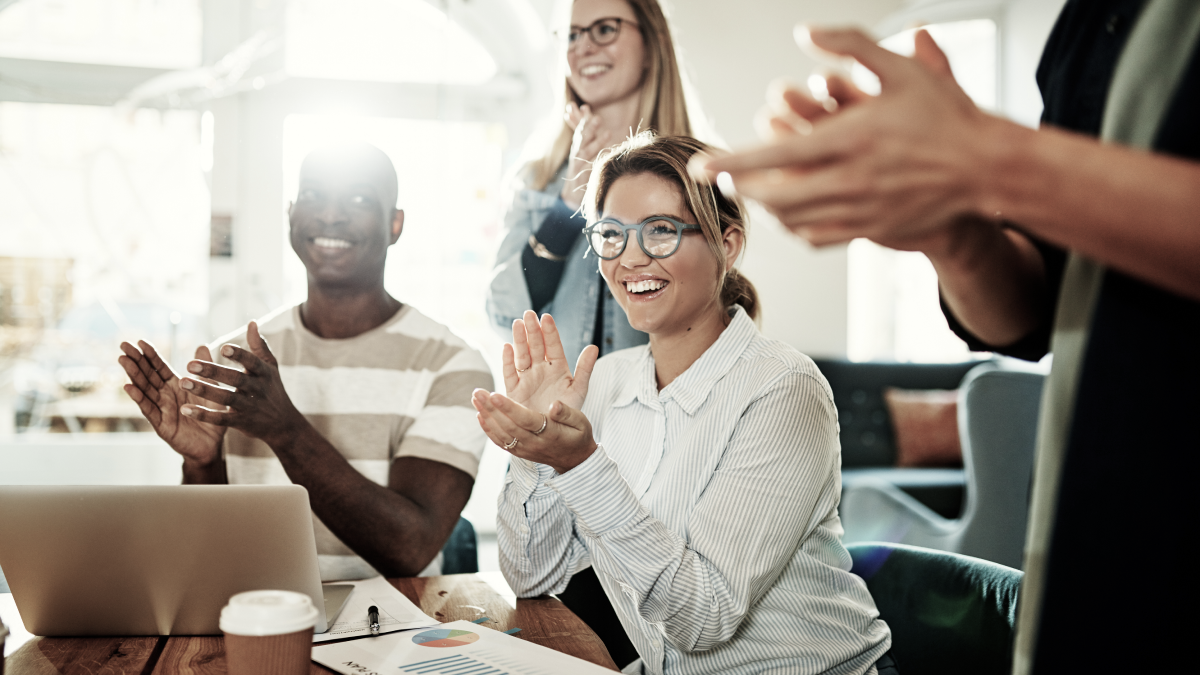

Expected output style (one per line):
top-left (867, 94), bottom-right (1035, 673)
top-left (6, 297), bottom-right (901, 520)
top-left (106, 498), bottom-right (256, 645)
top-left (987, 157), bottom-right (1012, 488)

top-left (925, 220), bottom-right (1049, 348)
top-left (180, 333), bottom-right (474, 577)
top-left (268, 423), bottom-right (468, 577)
top-left (182, 456), bottom-right (228, 484)
top-left (979, 120), bottom-right (1200, 301)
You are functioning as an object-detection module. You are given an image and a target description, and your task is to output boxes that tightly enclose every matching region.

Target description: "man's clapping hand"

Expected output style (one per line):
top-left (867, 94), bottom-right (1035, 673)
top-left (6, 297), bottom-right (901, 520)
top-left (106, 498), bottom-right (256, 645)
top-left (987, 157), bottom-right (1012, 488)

top-left (175, 321), bottom-right (308, 449)
top-left (694, 27), bottom-right (999, 257)
top-left (119, 341), bottom-right (225, 467)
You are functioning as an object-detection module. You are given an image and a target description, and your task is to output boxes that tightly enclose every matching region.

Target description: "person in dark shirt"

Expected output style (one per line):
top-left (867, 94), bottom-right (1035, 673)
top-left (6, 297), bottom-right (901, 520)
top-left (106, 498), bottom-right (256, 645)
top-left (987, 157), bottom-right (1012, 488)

top-left (694, 1), bottom-right (1199, 671)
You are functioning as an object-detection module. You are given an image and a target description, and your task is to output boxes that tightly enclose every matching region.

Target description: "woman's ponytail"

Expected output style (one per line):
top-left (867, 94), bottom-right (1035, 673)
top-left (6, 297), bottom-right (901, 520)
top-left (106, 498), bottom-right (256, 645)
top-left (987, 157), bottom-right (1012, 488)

top-left (721, 267), bottom-right (759, 322)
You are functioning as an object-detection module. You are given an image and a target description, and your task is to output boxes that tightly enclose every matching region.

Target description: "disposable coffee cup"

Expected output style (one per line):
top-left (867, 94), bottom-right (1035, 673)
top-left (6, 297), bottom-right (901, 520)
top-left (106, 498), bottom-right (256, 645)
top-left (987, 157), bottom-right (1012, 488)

top-left (220, 590), bottom-right (318, 675)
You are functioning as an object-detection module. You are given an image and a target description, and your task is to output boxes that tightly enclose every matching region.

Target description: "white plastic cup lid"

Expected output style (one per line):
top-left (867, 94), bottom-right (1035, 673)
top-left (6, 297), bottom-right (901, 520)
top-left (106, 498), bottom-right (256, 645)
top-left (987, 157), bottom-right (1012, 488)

top-left (219, 590), bottom-right (319, 636)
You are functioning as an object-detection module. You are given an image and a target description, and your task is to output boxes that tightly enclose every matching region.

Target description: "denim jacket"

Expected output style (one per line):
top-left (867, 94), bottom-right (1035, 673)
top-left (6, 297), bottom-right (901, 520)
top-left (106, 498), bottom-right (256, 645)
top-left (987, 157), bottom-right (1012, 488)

top-left (486, 168), bottom-right (648, 363)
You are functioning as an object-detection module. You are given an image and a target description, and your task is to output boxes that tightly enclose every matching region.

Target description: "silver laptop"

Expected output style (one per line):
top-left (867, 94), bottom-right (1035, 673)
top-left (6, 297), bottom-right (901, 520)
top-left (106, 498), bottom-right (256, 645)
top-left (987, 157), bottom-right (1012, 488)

top-left (0, 485), bottom-right (353, 636)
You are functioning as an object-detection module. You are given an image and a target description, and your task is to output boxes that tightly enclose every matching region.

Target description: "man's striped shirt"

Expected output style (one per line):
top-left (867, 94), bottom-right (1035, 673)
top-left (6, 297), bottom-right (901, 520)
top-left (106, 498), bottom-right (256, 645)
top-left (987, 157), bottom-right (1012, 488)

top-left (214, 304), bottom-right (492, 581)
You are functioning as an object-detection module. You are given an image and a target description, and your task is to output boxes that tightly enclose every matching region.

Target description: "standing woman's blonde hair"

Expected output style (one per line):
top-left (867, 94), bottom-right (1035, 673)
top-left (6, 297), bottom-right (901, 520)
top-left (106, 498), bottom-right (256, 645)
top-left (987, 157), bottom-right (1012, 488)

top-left (528, 0), bottom-right (696, 191)
top-left (584, 133), bottom-right (759, 320)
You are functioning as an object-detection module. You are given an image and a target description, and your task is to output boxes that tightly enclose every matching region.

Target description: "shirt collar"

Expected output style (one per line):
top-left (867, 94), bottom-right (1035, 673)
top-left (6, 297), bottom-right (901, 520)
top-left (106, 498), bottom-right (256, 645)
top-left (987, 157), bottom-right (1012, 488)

top-left (610, 305), bottom-right (757, 415)
top-left (612, 346), bottom-right (655, 408)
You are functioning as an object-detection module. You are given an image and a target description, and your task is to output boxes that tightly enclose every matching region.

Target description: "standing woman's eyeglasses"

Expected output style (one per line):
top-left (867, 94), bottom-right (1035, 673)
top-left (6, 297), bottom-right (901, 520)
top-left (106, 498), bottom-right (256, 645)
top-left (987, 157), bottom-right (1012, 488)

top-left (583, 216), bottom-right (701, 260)
top-left (560, 17), bottom-right (639, 49)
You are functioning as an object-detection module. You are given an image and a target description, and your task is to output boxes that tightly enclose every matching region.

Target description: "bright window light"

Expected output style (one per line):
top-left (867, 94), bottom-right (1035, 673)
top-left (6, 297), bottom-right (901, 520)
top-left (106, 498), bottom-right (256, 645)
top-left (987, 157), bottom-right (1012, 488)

top-left (847, 240), bottom-right (972, 363)
top-left (285, 0), bottom-right (498, 85)
top-left (199, 111), bottom-right (214, 173)
top-left (853, 19), bottom-right (998, 110)
top-left (281, 114), bottom-right (507, 361)
top-left (0, 0), bottom-right (202, 69)
top-left (0, 103), bottom-right (209, 316)
top-left (846, 19), bottom-right (997, 363)
top-left (0, 102), bottom-right (210, 433)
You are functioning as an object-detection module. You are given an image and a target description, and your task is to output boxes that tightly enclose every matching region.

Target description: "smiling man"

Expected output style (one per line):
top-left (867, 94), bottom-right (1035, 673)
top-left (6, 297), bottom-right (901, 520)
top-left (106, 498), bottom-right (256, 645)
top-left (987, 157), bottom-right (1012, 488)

top-left (119, 142), bottom-right (493, 580)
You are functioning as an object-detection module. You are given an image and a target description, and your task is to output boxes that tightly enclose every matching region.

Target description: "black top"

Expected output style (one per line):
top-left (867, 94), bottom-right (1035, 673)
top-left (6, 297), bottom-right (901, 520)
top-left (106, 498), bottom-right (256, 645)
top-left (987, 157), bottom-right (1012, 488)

top-left (942, 1), bottom-right (1200, 670)
top-left (522, 198), bottom-right (585, 313)
top-left (522, 198), bottom-right (611, 353)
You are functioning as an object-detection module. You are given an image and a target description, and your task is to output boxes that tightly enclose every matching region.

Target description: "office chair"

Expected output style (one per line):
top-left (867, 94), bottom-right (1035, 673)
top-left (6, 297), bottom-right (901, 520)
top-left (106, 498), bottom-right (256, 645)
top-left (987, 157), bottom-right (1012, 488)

top-left (840, 362), bottom-right (1044, 569)
top-left (848, 542), bottom-right (1022, 675)
top-left (440, 516), bottom-right (479, 575)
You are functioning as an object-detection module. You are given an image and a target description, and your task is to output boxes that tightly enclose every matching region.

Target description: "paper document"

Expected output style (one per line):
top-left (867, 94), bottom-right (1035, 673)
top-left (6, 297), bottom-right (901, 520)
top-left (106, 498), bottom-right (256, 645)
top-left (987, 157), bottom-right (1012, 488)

top-left (312, 619), bottom-right (614, 675)
top-left (314, 576), bottom-right (438, 643)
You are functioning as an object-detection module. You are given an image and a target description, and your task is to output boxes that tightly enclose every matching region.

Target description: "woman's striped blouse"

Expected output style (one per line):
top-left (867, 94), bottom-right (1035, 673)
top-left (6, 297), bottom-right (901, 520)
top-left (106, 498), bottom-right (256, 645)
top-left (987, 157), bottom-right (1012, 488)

top-left (498, 307), bottom-right (891, 675)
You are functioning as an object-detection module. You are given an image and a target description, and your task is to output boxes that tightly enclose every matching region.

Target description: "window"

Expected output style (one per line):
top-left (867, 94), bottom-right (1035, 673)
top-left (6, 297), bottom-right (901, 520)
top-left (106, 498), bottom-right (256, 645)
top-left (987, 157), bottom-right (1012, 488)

top-left (0, 102), bottom-right (209, 431)
top-left (847, 20), bottom-right (998, 362)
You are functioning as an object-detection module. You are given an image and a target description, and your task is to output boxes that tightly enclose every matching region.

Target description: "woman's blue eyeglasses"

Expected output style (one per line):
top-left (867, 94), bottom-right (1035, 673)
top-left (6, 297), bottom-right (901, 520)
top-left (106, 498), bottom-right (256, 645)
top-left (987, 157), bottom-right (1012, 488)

top-left (582, 216), bottom-right (702, 260)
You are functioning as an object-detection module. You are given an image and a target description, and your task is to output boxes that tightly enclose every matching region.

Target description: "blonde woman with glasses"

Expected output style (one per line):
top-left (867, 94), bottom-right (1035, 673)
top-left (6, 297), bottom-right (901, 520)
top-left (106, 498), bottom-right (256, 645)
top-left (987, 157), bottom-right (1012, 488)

top-left (487, 8), bottom-right (703, 660)
top-left (486, 0), bottom-right (703, 364)
top-left (474, 134), bottom-right (895, 675)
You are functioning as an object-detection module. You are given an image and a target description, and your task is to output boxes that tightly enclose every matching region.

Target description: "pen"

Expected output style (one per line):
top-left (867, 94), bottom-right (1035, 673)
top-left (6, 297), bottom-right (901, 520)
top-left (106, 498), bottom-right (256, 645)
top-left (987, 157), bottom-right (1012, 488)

top-left (368, 605), bottom-right (380, 636)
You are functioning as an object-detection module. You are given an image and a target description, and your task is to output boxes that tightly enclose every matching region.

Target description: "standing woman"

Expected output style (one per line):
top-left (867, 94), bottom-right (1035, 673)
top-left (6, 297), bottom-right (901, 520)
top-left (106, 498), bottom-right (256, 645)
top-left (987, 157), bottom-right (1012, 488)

top-left (474, 134), bottom-right (893, 675)
top-left (486, 0), bottom-right (701, 362)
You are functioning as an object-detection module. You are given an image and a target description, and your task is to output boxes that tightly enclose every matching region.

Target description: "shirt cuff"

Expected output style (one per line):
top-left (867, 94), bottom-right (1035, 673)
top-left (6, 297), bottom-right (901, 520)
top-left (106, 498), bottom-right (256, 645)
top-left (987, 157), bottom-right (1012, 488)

top-left (546, 444), bottom-right (646, 535)
top-left (507, 457), bottom-right (556, 498)
top-left (533, 198), bottom-right (584, 258)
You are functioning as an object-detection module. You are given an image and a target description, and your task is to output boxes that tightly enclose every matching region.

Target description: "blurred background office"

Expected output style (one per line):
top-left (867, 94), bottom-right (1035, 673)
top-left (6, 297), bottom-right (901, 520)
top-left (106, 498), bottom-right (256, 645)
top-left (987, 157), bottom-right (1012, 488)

top-left (0, 0), bottom-right (1064, 572)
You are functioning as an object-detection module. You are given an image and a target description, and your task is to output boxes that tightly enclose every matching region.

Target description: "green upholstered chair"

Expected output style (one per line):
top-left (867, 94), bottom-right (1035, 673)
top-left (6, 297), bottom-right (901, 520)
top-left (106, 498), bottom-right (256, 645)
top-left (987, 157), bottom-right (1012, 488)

top-left (847, 542), bottom-right (1022, 675)
top-left (440, 516), bottom-right (479, 575)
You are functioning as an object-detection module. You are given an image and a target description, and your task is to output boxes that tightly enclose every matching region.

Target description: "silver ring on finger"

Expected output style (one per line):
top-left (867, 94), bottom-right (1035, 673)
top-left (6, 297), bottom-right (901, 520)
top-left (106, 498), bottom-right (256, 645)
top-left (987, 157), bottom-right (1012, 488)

top-left (517, 366), bottom-right (529, 373)
top-left (533, 414), bottom-right (548, 435)
top-left (503, 436), bottom-right (519, 450)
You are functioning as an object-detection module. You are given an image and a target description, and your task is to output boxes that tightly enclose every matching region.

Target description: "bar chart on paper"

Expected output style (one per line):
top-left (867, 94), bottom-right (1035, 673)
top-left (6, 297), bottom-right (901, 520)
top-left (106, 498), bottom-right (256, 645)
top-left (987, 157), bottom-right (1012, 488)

top-left (398, 649), bottom-right (557, 674)
top-left (313, 620), bottom-right (614, 675)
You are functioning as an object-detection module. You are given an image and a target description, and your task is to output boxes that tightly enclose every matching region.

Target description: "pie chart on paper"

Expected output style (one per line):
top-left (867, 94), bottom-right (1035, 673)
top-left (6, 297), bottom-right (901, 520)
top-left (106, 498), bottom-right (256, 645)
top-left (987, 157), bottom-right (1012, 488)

top-left (411, 628), bottom-right (481, 648)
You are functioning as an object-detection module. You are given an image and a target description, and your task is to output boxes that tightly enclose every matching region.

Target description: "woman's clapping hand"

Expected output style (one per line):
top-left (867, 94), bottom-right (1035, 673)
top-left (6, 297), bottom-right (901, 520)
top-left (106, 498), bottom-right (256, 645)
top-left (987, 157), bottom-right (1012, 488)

top-left (561, 103), bottom-right (619, 209)
top-left (472, 310), bottom-right (600, 475)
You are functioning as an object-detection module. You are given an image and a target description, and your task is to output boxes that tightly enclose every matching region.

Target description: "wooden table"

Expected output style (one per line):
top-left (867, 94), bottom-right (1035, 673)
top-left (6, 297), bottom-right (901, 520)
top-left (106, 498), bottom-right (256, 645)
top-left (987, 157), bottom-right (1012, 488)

top-left (1, 572), bottom-right (618, 673)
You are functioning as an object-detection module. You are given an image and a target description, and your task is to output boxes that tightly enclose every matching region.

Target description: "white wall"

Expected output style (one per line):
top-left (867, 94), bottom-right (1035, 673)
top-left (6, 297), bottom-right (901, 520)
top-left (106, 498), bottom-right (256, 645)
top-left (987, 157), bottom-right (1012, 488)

top-left (668, 0), bottom-right (907, 358)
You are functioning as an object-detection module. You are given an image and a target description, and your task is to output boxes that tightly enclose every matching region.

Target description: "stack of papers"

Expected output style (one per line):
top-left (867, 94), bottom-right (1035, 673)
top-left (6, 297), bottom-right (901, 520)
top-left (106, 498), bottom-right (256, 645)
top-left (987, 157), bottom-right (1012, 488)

top-left (315, 576), bottom-right (438, 643)
top-left (313, 619), bottom-right (615, 674)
